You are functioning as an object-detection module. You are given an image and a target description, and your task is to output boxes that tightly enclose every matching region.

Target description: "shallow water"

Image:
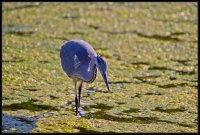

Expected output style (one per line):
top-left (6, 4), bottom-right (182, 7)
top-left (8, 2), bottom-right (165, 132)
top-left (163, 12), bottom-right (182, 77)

top-left (2, 2), bottom-right (197, 133)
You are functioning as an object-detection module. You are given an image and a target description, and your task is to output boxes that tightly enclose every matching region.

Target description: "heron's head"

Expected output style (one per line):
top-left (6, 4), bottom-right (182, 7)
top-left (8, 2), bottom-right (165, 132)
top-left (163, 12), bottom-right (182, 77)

top-left (96, 55), bottom-right (110, 92)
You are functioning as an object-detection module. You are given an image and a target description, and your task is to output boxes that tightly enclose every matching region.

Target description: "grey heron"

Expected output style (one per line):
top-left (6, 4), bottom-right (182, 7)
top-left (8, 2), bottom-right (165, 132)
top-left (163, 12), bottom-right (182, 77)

top-left (60, 39), bottom-right (110, 117)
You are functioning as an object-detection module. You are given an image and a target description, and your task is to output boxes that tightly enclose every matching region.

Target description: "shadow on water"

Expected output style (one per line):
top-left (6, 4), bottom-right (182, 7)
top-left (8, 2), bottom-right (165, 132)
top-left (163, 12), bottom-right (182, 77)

top-left (3, 56), bottom-right (25, 63)
top-left (65, 31), bottom-right (86, 35)
top-left (23, 86), bottom-right (42, 91)
top-left (109, 81), bottom-right (133, 84)
top-left (88, 24), bottom-right (100, 30)
top-left (64, 101), bottom-right (196, 129)
top-left (79, 127), bottom-right (116, 133)
top-left (2, 99), bottom-right (59, 111)
top-left (102, 30), bottom-right (194, 42)
top-left (122, 108), bottom-right (141, 113)
top-left (148, 65), bottom-right (196, 75)
top-left (82, 103), bottom-right (195, 128)
top-left (2, 59), bottom-right (25, 63)
top-left (170, 59), bottom-right (191, 65)
top-left (49, 95), bottom-right (59, 100)
top-left (130, 61), bottom-right (150, 65)
top-left (2, 113), bottom-right (37, 133)
top-left (148, 65), bottom-right (171, 71)
top-left (157, 83), bottom-right (188, 88)
top-left (38, 60), bottom-right (50, 63)
top-left (152, 107), bottom-right (186, 113)
top-left (131, 91), bottom-right (163, 99)
top-left (175, 70), bottom-right (196, 75)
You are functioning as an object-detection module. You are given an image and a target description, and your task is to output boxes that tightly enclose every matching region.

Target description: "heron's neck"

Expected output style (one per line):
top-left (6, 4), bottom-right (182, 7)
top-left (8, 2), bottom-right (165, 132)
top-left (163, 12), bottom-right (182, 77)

top-left (86, 57), bottom-right (97, 82)
top-left (88, 56), bottom-right (97, 71)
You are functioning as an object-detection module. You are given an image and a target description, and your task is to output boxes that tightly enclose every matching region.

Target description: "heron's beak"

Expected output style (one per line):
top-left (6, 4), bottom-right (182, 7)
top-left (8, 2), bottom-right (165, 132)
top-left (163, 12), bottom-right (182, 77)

top-left (100, 72), bottom-right (110, 92)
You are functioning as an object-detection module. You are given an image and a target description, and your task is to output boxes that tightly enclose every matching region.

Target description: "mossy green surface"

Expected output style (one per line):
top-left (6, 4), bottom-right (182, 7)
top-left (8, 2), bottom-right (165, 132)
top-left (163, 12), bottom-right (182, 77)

top-left (2, 2), bottom-right (197, 133)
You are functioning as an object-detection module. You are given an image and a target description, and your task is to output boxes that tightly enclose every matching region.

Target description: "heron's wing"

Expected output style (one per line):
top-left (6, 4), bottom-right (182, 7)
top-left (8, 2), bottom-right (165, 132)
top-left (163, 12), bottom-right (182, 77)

top-left (60, 40), bottom-right (97, 81)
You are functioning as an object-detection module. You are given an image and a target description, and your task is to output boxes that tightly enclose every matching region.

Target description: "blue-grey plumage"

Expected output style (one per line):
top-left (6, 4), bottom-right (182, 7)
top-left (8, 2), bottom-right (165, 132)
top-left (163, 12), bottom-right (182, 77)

top-left (60, 40), bottom-right (97, 82)
top-left (60, 39), bottom-right (110, 116)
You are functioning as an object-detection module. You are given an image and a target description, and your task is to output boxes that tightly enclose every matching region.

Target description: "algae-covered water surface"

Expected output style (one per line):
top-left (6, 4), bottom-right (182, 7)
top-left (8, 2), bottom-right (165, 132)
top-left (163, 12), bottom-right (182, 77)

top-left (2, 2), bottom-right (198, 133)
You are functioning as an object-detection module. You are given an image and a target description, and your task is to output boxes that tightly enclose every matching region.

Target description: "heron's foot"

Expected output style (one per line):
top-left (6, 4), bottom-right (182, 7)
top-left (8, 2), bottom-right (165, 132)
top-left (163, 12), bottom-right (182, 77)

top-left (76, 107), bottom-right (86, 117)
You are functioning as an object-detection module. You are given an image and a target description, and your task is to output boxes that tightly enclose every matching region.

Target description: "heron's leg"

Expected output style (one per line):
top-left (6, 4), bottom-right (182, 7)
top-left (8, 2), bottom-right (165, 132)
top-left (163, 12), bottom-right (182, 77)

top-left (77, 81), bottom-right (85, 116)
top-left (78, 82), bottom-right (83, 108)
top-left (74, 81), bottom-right (78, 116)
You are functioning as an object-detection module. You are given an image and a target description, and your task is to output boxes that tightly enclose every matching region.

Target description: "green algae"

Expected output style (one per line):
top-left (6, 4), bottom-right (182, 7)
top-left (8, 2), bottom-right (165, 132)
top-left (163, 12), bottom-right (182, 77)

top-left (2, 2), bottom-right (197, 133)
top-left (2, 99), bottom-right (59, 111)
